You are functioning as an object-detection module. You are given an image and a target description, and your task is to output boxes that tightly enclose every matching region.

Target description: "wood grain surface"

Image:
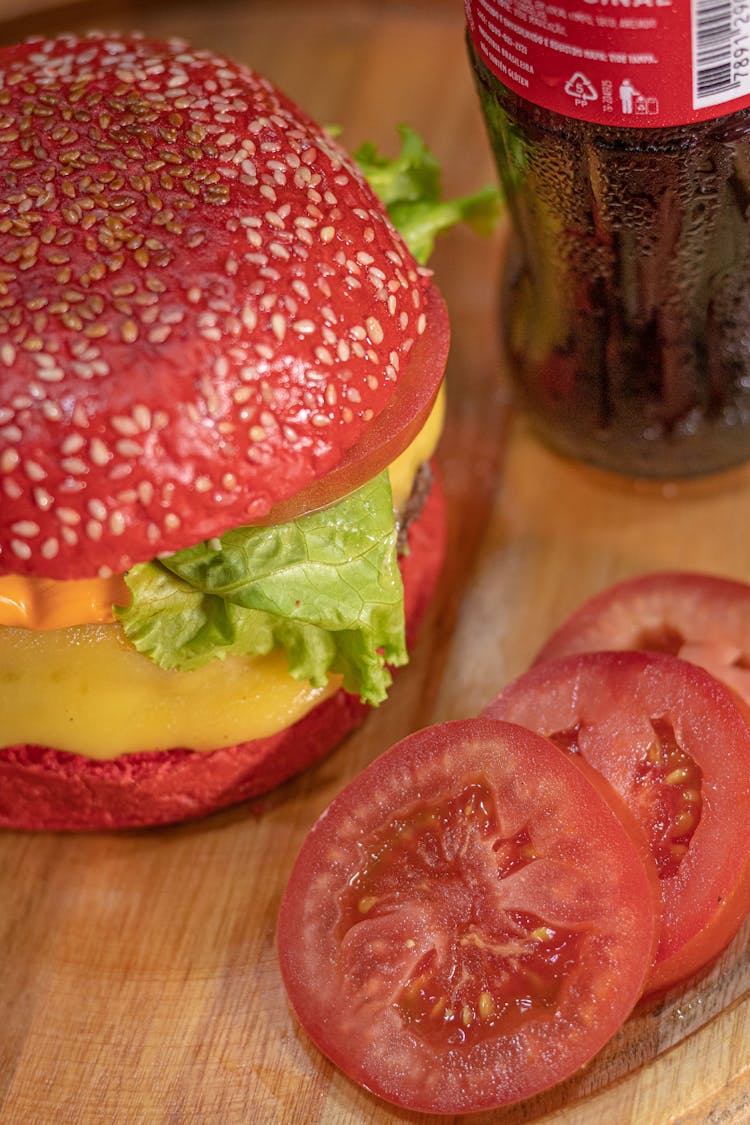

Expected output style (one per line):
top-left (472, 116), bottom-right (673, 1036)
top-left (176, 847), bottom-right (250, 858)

top-left (2, 2), bottom-right (750, 1123)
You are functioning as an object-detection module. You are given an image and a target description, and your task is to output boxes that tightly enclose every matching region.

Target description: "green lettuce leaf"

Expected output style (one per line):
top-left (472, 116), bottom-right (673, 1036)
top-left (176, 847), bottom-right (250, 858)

top-left (353, 124), bottom-right (501, 264)
top-left (117, 473), bottom-right (406, 705)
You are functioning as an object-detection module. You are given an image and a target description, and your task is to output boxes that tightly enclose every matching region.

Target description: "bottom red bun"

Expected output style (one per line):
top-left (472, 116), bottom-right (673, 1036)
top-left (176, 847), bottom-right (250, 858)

top-left (0, 476), bottom-right (446, 831)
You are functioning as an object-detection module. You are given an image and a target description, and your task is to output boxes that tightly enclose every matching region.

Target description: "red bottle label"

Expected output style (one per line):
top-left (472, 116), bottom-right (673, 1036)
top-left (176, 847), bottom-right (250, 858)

top-left (466, 0), bottom-right (750, 127)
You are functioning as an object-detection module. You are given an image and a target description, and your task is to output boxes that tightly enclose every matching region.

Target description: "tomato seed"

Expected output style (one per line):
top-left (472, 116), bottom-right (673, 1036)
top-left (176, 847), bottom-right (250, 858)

top-left (673, 809), bottom-right (697, 835)
top-left (478, 992), bottom-right (495, 1019)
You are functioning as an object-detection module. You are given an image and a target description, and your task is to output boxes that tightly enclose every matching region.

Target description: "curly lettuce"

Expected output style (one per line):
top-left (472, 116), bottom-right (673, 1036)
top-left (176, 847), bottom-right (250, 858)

top-left (353, 124), bottom-right (501, 265)
top-left (117, 473), bottom-right (405, 705)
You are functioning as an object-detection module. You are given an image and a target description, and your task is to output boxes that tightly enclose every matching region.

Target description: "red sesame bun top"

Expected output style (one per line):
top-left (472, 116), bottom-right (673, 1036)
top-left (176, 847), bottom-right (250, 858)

top-left (0, 32), bottom-right (447, 580)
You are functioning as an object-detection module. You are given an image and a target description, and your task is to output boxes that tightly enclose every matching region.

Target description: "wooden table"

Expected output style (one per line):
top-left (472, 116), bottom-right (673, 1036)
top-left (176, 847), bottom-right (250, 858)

top-left (3, 2), bottom-right (750, 1122)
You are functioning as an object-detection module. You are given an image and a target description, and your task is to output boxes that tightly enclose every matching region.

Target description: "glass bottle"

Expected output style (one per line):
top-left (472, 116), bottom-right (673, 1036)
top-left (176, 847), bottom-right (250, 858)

top-left (467, 0), bottom-right (750, 477)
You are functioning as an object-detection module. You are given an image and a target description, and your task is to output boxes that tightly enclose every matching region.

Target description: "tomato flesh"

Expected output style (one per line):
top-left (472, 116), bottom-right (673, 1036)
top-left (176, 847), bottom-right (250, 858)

top-left (277, 718), bottom-right (658, 1114)
top-left (393, 907), bottom-right (583, 1050)
top-left (547, 717), bottom-right (702, 881)
top-left (629, 717), bottom-right (703, 879)
top-left (487, 651), bottom-right (750, 994)
top-left (336, 780), bottom-right (585, 1051)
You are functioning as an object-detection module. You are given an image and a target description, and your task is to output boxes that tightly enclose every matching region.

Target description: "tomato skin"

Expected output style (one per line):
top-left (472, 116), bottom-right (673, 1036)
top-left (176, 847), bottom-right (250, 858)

top-left (535, 571), bottom-right (750, 718)
top-left (277, 718), bottom-right (658, 1115)
top-left (486, 651), bottom-right (750, 995)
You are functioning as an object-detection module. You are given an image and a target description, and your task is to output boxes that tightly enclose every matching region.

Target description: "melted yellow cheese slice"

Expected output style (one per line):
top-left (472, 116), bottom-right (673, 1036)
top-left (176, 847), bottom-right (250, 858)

top-left (0, 388), bottom-right (444, 756)
top-left (1, 625), bottom-right (339, 756)
top-left (388, 384), bottom-right (445, 512)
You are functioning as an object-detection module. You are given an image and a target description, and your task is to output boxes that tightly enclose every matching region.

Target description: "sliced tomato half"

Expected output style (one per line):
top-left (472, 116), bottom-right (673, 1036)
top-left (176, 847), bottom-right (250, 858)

top-left (534, 570), bottom-right (750, 716)
top-left (486, 650), bottom-right (750, 994)
top-left (277, 718), bottom-right (658, 1115)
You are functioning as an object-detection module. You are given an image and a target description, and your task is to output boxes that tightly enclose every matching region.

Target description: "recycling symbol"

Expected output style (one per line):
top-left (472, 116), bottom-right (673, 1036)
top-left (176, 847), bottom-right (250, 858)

top-left (564, 72), bottom-right (598, 104)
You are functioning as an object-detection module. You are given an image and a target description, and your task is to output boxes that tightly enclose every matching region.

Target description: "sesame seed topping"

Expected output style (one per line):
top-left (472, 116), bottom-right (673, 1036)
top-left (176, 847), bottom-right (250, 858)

top-left (61, 434), bottom-right (85, 455)
top-left (11, 519), bottom-right (39, 537)
top-left (121, 318), bottom-right (139, 343)
top-left (90, 438), bottom-right (112, 466)
top-left (11, 538), bottom-right (32, 560)
top-left (0, 448), bottom-right (19, 473)
top-left (366, 316), bottom-right (384, 345)
top-left (61, 457), bottom-right (87, 475)
top-left (0, 31), bottom-right (431, 579)
top-left (270, 312), bottom-right (286, 342)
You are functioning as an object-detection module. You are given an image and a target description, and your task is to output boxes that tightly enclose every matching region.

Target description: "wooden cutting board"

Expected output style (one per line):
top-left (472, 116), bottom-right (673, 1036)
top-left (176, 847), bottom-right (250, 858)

top-left (3, 2), bottom-right (750, 1122)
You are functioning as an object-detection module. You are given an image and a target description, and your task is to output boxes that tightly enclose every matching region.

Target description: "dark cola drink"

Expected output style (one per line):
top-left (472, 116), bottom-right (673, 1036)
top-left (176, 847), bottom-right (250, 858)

top-left (466, 0), bottom-right (750, 477)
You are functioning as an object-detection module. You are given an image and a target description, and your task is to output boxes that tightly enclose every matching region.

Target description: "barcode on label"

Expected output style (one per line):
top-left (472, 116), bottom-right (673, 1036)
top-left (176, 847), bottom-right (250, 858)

top-left (693, 0), bottom-right (750, 108)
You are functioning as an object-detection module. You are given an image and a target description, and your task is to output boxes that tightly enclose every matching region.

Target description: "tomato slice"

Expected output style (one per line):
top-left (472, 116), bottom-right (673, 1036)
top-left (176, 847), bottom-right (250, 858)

top-left (277, 718), bottom-right (658, 1114)
top-left (534, 571), bottom-right (750, 716)
top-left (486, 651), bottom-right (750, 994)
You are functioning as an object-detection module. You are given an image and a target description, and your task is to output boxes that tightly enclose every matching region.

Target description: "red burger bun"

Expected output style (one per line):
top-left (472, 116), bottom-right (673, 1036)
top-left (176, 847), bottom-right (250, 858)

top-left (0, 32), bottom-right (447, 580)
top-left (0, 474), bottom-right (445, 830)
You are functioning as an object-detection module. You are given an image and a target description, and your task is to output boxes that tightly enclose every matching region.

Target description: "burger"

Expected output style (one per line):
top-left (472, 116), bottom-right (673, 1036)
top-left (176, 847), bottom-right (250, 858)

top-left (0, 32), bottom-right (449, 830)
